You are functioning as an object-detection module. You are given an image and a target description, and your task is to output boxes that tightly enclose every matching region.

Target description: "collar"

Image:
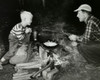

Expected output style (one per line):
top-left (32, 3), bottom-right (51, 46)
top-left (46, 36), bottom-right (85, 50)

top-left (85, 14), bottom-right (92, 24)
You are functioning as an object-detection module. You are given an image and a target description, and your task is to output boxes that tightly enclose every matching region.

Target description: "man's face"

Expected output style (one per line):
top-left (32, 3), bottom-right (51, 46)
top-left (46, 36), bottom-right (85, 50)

top-left (77, 11), bottom-right (85, 22)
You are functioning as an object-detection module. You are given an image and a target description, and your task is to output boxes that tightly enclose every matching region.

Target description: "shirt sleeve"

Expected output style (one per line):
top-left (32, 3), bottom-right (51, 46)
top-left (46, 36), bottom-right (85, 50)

top-left (10, 23), bottom-right (25, 40)
top-left (81, 21), bottom-right (92, 43)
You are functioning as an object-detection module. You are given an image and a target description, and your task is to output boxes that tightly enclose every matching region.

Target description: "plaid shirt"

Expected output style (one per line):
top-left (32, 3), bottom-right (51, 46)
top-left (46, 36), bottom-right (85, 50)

top-left (82, 15), bottom-right (100, 43)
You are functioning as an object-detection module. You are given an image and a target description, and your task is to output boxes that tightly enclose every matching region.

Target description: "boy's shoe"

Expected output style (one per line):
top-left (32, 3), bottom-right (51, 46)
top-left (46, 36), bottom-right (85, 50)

top-left (0, 62), bottom-right (3, 70)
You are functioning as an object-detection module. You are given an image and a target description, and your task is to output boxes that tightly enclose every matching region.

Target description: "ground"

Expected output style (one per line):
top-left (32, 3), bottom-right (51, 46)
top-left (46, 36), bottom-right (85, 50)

top-left (1, 46), bottom-right (100, 80)
top-left (0, 64), bottom-right (15, 80)
top-left (1, 61), bottom-right (100, 80)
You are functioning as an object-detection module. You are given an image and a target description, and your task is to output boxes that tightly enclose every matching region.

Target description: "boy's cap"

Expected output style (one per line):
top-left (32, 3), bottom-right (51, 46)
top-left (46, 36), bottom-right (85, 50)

top-left (74, 4), bottom-right (92, 12)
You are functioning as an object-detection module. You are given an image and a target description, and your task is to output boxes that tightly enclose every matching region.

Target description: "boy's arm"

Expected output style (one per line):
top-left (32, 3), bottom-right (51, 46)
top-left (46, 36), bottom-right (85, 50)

top-left (25, 27), bottom-right (32, 34)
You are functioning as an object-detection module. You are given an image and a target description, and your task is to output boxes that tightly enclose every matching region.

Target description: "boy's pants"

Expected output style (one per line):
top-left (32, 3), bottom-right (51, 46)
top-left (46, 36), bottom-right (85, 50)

top-left (3, 33), bottom-right (31, 60)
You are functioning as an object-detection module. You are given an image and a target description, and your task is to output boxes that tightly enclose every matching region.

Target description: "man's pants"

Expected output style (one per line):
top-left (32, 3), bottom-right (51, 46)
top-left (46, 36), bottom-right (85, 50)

top-left (77, 41), bottom-right (100, 66)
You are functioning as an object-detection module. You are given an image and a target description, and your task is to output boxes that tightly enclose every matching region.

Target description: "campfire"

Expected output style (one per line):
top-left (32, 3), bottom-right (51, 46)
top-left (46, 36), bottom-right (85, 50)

top-left (12, 22), bottom-right (75, 80)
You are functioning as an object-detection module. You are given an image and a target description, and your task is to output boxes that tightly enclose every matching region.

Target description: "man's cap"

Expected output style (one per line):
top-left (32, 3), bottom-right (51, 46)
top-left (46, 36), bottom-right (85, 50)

top-left (74, 4), bottom-right (92, 12)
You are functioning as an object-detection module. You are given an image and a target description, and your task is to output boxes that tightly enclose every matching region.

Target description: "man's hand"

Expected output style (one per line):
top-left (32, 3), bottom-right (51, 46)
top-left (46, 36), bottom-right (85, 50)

top-left (68, 34), bottom-right (78, 41)
top-left (0, 61), bottom-right (3, 70)
top-left (25, 27), bottom-right (32, 34)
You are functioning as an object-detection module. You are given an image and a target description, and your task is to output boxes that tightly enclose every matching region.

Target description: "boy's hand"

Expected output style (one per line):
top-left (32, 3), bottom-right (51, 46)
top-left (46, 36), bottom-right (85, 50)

top-left (25, 28), bottom-right (32, 33)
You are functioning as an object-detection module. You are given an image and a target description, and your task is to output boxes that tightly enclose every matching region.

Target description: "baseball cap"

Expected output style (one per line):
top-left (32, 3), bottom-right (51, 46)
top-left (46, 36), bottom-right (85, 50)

top-left (74, 4), bottom-right (92, 12)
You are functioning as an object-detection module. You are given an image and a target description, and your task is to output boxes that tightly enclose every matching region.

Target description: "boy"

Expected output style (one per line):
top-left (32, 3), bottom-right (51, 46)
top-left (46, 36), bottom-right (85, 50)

top-left (0, 11), bottom-right (33, 69)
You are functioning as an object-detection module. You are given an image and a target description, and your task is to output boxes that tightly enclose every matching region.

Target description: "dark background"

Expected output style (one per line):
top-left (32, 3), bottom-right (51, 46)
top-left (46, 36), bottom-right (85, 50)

top-left (0, 1), bottom-right (100, 80)
top-left (0, 0), bottom-right (100, 46)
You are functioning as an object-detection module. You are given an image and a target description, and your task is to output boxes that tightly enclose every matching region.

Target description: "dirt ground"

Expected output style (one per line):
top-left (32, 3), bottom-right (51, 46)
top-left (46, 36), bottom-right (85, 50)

top-left (1, 49), bottom-right (100, 80)
top-left (0, 64), bottom-right (15, 80)
top-left (1, 63), bottom-right (100, 80)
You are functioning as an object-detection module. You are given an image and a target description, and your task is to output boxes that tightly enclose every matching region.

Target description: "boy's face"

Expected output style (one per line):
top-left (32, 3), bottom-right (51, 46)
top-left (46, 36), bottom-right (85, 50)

top-left (25, 17), bottom-right (32, 26)
top-left (22, 16), bottom-right (33, 26)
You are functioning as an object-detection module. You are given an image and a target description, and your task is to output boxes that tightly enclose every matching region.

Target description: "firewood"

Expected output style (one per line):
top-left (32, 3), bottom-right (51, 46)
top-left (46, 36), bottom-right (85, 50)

top-left (46, 68), bottom-right (58, 80)
top-left (15, 58), bottom-right (49, 69)
top-left (16, 61), bottom-right (41, 67)
top-left (13, 72), bottom-right (28, 77)
top-left (13, 73), bottom-right (35, 80)
top-left (17, 63), bottom-right (41, 69)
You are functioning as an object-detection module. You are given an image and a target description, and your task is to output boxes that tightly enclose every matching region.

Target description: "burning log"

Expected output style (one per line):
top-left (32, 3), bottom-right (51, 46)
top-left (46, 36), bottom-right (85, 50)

top-left (13, 39), bottom-right (72, 80)
top-left (42, 67), bottom-right (59, 80)
top-left (30, 57), bottom-right (54, 79)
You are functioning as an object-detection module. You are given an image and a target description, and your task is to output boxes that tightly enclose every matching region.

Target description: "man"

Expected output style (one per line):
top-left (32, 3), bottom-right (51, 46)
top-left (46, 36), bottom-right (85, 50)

top-left (69, 4), bottom-right (100, 69)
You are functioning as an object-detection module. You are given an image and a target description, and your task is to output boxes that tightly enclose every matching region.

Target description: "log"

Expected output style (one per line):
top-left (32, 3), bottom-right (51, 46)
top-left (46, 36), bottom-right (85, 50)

top-left (13, 74), bottom-right (31, 80)
top-left (15, 57), bottom-right (49, 70)
top-left (13, 72), bottom-right (35, 80)
top-left (13, 72), bottom-right (28, 77)
top-left (46, 68), bottom-right (58, 80)
top-left (17, 63), bottom-right (41, 69)
top-left (16, 61), bottom-right (42, 68)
